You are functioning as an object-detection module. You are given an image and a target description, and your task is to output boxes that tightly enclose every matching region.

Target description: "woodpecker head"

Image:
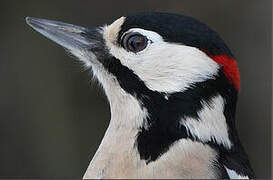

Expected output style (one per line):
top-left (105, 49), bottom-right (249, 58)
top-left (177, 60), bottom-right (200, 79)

top-left (26, 12), bottom-right (243, 166)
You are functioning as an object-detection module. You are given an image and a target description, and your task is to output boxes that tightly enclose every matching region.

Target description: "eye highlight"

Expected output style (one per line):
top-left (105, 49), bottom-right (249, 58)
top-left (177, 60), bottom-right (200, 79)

top-left (121, 32), bottom-right (148, 53)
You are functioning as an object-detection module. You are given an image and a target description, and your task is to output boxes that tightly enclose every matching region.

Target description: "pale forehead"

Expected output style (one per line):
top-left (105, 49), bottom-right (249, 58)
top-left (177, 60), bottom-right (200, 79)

top-left (103, 17), bottom-right (125, 45)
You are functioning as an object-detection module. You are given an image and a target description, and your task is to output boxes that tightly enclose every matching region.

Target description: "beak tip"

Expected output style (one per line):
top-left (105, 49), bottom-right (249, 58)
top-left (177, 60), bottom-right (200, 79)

top-left (25, 17), bottom-right (97, 50)
top-left (25, 17), bottom-right (31, 23)
top-left (25, 17), bottom-right (47, 32)
top-left (25, 17), bottom-right (35, 27)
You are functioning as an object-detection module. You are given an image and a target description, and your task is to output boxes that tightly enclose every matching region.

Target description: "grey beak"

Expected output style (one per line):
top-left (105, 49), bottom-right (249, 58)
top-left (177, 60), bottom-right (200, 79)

top-left (26, 17), bottom-right (103, 51)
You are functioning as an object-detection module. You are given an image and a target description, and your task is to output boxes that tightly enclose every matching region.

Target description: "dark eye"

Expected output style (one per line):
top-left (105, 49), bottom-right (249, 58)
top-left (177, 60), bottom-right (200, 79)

top-left (121, 32), bottom-right (148, 53)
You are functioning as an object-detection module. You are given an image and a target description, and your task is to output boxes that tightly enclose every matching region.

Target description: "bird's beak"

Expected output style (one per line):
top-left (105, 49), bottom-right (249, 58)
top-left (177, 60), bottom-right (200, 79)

top-left (25, 17), bottom-right (103, 52)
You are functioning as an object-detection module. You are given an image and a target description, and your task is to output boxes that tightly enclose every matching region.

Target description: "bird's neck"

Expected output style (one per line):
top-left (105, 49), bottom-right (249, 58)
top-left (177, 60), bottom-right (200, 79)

top-left (84, 93), bottom-right (220, 178)
top-left (83, 91), bottom-right (150, 179)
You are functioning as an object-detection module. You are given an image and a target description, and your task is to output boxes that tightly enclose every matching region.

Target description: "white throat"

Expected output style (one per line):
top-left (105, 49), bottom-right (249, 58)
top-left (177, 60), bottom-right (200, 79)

top-left (83, 67), bottom-right (149, 179)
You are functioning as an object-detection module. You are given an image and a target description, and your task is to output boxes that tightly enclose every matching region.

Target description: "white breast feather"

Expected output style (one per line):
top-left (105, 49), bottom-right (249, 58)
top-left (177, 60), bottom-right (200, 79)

top-left (181, 95), bottom-right (232, 149)
top-left (225, 166), bottom-right (249, 179)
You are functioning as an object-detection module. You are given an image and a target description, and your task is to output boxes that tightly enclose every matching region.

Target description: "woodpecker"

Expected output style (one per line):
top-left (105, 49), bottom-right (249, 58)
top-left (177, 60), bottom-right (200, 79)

top-left (26, 12), bottom-right (255, 179)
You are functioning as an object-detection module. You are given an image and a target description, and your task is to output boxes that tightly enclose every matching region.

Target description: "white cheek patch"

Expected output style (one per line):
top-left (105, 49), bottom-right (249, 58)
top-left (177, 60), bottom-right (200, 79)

top-left (181, 95), bottom-right (232, 149)
top-left (103, 24), bottom-right (219, 93)
top-left (129, 44), bottom-right (219, 93)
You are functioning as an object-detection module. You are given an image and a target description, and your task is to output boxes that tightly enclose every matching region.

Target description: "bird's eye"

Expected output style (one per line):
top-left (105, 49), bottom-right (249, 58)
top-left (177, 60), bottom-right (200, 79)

top-left (121, 33), bottom-right (148, 53)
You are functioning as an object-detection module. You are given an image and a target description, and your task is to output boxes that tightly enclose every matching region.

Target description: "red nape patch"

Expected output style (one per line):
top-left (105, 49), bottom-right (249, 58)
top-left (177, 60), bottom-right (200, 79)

top-left (208, 54), bottom-right (240, 90)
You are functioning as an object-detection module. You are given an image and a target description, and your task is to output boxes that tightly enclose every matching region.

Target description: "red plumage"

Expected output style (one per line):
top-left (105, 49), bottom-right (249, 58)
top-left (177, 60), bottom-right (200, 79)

top-left (209, 54), bottom-right (240, 90)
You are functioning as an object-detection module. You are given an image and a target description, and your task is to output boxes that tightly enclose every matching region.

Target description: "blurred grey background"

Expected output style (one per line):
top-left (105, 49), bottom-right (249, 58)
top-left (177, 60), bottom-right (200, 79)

top-left (0, 0), bottom-right (271, 178)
